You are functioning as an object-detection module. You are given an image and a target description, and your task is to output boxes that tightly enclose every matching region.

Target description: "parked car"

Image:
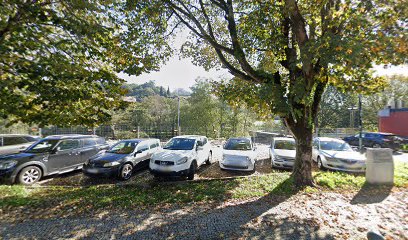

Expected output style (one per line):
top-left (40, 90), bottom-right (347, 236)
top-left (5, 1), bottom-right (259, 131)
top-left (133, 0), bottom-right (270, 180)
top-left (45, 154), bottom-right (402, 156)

top-left (0, 135), bottom-right (108, 185)
top-left (219, 137), bottom-right (256, 172)
top-left (312, 137), bottom-right (366, 173)
top-left (343, 132), bottom-right (402, 150)
top-left (0, 134), bottom-right (41, 156)
top-left (83, 138), bottom-right (161, 180)
top-left (269, 137), bottom-right (296, 169)
top-left (149, 135), bottom-right (212, 180)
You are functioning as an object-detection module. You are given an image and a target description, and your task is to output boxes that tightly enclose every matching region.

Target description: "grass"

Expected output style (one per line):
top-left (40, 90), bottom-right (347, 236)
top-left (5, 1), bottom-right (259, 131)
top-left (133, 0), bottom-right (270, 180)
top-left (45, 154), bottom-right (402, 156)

top-left (1, 163), bottom-right (407, 214)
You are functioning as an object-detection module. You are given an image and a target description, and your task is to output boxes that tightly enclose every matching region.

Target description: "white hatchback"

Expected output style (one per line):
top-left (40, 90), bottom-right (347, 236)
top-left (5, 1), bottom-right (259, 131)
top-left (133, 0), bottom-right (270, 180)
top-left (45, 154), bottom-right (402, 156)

top-left (312, 137), bottom-right (366, 173)
top-left (149, 135), bottom-right (212, 180)
top-left (219, 138), bottom-right (256, 172)
top-left (270, 137), bottom-right (296, 169)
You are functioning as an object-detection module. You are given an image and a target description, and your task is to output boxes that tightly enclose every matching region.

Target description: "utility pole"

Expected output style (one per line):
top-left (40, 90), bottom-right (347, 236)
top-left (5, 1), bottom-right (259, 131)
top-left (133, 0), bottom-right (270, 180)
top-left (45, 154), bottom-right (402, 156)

top-left (358, 94), bottom-right (363, 150)
top-left (177, 93), bottom-right (181, 136)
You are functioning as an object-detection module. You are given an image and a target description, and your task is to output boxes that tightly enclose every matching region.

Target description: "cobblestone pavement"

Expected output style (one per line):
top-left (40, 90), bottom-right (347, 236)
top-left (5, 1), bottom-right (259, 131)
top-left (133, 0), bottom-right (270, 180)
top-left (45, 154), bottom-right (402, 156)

top-left (1, 190), bottom-right (407, 240)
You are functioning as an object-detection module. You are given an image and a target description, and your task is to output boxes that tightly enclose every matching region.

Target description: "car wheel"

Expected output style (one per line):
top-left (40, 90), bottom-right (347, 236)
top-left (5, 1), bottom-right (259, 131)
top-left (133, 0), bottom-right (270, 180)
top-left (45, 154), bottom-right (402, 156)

top-left (372, 143), bottom-right (382, 148)
top-left (18, 166), bottom-right (42, 185)
top-left (119, 163), bottom-right (133, 181)
top-left (317, 157), bottom-right (326, 170)
top-left (205, 152), bottom-right (212, 165)
top-left (187, 161), bottom-right (197, 180)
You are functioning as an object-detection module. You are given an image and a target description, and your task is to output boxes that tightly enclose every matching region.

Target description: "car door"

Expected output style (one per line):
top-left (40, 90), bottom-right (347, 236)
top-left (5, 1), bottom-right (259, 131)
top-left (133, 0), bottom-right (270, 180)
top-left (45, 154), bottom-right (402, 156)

top-left (79, 138), bottom-right (99, 165)
top-left (47, 139), bottom-right (81, 172)
top-left (196, 138), bottom-right (207, 166)
top-left (134, 141), bottom-right (150, 167)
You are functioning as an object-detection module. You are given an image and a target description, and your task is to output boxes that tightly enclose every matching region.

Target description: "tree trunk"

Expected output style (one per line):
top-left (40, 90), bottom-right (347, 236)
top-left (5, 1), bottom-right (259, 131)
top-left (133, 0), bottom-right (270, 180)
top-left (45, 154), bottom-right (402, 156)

top-left (286, 119), bottom-right (315, 187)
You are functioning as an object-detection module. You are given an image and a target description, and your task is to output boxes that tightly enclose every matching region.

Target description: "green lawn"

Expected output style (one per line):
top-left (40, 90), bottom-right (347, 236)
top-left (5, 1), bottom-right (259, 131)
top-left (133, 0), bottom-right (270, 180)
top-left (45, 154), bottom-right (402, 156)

top-left (1, 162), bottom-right (407, 214)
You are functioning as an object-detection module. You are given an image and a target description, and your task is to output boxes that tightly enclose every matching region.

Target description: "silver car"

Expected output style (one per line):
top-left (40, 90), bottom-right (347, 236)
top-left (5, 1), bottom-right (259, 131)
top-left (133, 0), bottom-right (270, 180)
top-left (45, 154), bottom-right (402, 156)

top-left (0, 134), bottom-right (40, 156)
top-left (312, 137), bottom-right (366, 173)
top-left (219, 138), bottom-right (256, 172)
top-left (269, 137), bottom-right (296, 169)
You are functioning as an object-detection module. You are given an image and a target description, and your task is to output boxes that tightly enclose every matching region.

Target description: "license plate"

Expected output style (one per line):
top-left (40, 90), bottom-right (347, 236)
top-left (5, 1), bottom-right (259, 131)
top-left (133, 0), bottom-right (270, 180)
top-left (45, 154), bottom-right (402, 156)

top-left (160, 166), bottom-right (172, 172)
top-left (87, 168), bottom-right (98, 173)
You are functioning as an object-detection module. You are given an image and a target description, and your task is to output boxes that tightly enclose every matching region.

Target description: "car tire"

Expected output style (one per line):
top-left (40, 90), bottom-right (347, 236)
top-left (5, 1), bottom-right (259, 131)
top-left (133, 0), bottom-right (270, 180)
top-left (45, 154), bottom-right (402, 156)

top-left (119, 163), bottom-right (133, 181)
top-left (372, 143), bottom-right (382, 148)
top-left (205, 152), bottom-right (212, 165)
top-left (317, 157), bottom-right (326, 171)
top-left (18, 166), bottom-right (42, 185)
top-left (187, 161), bottom-right (197, 180)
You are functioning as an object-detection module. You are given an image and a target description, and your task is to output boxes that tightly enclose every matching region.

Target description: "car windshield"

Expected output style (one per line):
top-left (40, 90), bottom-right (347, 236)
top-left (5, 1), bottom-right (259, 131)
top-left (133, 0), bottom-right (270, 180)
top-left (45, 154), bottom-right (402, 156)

top-left (107, 141), bottom-right (138, 154)
top-left (320, 141), bottom-right (352, 151)
top-left (224, 139), bottom-right (252, 151)
top-left (24, 139), bottom-right (60, 153)
top-left (163, 138), bottom-right (195, 150)
top-left (274, 140), bottom-right (296, 150)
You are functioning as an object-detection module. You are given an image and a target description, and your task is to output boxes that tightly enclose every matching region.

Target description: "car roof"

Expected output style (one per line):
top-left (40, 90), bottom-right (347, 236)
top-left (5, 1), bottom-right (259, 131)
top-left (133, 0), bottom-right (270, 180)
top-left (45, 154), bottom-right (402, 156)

top-left (227, 137), bottom-right (251, 140)
top-left (44, 134), bottom-right (100, 140)
top-left (173, 135), bottom-right (205, 139)
top-left (273, 137), bottom-right (295, 141)
top-left (315, 137), bottom-right (344, 142)
top-left (118, 138), bottom-right (159, 142)
top-left (366, 132), bottom-right (395, 135)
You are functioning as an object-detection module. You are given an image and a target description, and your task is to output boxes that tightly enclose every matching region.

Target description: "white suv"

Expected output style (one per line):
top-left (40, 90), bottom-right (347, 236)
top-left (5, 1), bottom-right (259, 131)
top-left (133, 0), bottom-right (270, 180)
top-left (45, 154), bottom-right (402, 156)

top-left (149, 135), bottom-right (212, 180)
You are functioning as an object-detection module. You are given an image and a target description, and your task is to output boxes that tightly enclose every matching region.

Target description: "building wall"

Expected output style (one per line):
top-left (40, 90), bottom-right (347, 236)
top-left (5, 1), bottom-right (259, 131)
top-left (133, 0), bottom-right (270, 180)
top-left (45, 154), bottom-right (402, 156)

top-left (379, 109), bottom-right (408, 136)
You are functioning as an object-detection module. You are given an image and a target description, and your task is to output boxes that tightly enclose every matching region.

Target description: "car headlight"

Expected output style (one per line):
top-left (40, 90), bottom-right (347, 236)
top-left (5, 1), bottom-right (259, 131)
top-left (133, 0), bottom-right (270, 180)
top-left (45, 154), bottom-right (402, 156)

top-left (176, 157), bottom-right (188, 165)
top-left (0, 161), bottom-right (17, 170)
top-left (103, 161), bottom-right (121, 167)
top-left (246, 156), bottom-right (251, 162)
top-left (273, 155), bottom-right (283, 161)
top-left (325, 156), bottom-right (338, 162)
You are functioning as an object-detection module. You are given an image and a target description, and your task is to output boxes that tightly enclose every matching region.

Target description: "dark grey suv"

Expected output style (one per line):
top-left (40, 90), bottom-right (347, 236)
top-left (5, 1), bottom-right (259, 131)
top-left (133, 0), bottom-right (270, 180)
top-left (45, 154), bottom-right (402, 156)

top-left (0, 134), bottom-right (108, 185)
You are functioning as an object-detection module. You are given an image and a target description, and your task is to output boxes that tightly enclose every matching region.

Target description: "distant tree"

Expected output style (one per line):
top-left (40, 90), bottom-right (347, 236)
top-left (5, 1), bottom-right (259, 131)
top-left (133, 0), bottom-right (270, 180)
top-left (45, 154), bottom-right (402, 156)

top-left (363, 75), bottom-right (408, 130)
top-left (160, 86), bottom-right (165, 96)
top-left (167, 87), bottom-right (171, 97)
top-left (318, 86), bottom-right (358, 129)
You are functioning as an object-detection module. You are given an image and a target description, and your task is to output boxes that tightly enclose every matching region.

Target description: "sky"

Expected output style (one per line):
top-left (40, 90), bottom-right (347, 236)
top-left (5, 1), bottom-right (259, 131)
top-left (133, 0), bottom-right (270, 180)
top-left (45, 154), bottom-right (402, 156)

top-left (119, 30), bottom-right (407, 90)
top-left (120, 59), bottom-right (407, 91)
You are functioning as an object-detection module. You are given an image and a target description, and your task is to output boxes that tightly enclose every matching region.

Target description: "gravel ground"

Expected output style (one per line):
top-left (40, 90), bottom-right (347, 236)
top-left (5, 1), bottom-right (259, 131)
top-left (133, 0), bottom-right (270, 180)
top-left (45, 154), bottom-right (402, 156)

top-left (1, 190), bottom-right (407, 239)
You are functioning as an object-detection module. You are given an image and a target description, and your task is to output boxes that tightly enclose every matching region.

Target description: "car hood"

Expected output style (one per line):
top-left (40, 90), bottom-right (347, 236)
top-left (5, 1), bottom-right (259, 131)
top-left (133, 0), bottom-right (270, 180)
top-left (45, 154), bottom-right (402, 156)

top-left (0, 152), bottom-right (40, 161)
top-left (89, 152), bottom-right (128, 163)
top-left (223, 150), bottom-right (254, 158)
top-left (272, 149), bottom-right (296, 159)
top-left (320, 150), bottom-right (365, 160)
top-left (152, 149), bottom-right (192, 161)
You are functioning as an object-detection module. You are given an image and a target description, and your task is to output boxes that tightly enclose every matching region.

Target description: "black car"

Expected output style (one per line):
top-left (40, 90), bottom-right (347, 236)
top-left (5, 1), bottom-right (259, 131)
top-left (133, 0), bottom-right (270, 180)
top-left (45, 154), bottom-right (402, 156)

top-left (343, 132), bottom-right (402, 150)
top-left (0, 135), bottom-right (108, 185)
top-left (83, 139), bottom-right (161, 180)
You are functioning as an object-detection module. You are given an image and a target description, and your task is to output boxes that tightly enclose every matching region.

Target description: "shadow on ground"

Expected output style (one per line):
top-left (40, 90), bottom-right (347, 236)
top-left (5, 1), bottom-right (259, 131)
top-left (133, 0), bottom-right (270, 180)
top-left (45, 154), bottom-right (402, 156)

top-left (350, 182), bottom-right (393, 205)
top-left (0, 178), bottom-right (335, 240)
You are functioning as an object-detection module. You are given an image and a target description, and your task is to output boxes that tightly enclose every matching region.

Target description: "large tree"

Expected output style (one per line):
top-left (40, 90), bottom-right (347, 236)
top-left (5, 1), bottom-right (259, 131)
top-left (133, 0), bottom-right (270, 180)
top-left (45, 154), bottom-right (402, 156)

top-left (0, 0), bottom-right (169, 126)
top-left (130, 0), bottom-right (406, 186)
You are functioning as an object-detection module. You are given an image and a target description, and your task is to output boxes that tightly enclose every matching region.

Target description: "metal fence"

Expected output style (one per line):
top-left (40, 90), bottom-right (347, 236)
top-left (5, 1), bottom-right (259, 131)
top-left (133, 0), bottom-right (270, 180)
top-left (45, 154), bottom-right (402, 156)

top-left (0, 123), bottom-right (359, 142)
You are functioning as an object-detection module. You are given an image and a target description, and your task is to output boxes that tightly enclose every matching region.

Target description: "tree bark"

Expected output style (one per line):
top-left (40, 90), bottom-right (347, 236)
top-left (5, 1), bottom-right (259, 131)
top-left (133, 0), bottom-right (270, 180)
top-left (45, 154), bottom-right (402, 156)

top-left (285, 118), bottom-right (315, 187)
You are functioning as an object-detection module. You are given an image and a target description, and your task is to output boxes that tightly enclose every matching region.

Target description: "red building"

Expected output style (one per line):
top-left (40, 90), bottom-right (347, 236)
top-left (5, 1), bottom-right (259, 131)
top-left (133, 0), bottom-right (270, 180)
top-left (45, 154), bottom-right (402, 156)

top-left (378, 108), bottom-right (408, 137)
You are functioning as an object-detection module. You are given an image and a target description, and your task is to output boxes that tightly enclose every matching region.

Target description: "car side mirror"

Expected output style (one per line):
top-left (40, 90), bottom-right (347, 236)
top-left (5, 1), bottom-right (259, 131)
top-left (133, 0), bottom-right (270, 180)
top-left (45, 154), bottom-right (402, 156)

top-left (50, 149), bottom-right (57, 154)
top-left (134, 150), bottom-right (142, 156)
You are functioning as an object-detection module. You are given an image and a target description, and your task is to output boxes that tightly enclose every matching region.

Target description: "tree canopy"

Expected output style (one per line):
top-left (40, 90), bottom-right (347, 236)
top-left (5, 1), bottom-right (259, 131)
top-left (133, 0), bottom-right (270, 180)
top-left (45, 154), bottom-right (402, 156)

top-left (0, 0), bottom-right (169, 126)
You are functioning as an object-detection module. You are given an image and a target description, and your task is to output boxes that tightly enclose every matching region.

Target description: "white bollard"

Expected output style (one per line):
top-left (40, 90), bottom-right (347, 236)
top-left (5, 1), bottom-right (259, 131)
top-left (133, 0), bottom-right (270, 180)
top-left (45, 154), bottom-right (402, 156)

top-left (366, 148), bottom-right (394, 184)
